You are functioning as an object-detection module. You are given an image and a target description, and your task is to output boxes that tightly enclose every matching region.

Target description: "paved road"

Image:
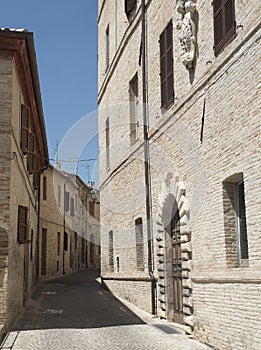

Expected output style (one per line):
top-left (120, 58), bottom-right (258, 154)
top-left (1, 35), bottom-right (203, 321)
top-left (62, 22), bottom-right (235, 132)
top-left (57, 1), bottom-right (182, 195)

top-left (1, 270), bottom-right (210, 350)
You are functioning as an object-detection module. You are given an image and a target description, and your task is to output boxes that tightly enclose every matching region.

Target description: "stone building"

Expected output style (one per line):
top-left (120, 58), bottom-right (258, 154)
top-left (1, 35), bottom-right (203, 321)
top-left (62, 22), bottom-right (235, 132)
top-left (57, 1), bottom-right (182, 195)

top-left (98, 1), bottom-right (261, 349)
top-left (39, 165), bottom-right (100, 281)
top-left (0, 29), bottom-right (48, 337)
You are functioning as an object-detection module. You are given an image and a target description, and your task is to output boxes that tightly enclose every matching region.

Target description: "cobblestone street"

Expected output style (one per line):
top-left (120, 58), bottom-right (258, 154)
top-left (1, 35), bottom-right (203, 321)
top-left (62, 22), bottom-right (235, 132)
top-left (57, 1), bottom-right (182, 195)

top-left (1, 270), bottom-right (210, 350)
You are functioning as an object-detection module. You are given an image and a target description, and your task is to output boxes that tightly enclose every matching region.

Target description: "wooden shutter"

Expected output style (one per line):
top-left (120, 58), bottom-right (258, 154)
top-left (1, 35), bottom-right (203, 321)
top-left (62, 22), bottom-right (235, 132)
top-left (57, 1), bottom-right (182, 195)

top-left (214, 0), bottom-right (236, 55)
top-left (64, 191), bottom-right (70, 212)
top-left (17, 205), bottom-right (28, 244)
top-left (33, 155), bottom-right (40, 190)
top-left (27, 132), bottom-right (35, 174)
top-left (160, 20), bottom-right (174, 110)
top-left (70, 198), bottom-right (75, 217)
top-left (125, 0), bottom-right (137, 17)
top-left (89, 201), bottom-right (94, 217)
top-left (21, 104), bottom-right (30, 154)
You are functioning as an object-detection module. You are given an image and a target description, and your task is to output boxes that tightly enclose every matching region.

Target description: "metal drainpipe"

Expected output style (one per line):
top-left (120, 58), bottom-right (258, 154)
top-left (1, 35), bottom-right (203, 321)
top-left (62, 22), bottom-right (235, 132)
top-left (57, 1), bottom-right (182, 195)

top-left (141, 0), bottom-right (156, 315)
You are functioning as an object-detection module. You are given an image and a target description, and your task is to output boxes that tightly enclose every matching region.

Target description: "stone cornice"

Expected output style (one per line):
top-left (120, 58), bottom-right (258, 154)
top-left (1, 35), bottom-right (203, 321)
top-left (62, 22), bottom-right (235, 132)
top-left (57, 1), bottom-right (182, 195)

top-left (191, 268), bottom-right (261, 284)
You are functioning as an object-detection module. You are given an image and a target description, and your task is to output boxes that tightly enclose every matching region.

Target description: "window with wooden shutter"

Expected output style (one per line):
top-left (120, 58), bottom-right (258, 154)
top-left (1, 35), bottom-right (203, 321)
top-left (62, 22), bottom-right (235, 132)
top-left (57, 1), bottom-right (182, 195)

top-left (17, 205), bottom-right (28, 244)
top-left (43, 176), bottom-right (47, 200)
top-left (125, 0), bottom-right (137, 18)
top-left (213, 0), bottom-right (236, 56)
top-left (21, 104), bottom-right (30, 154)
top-left (27, 132), bottom-right (35, 174)
top-left (160, 20), bottom-right (174, 110)
top-left (33, 156), bottom-right (40, 190)
top-left (70, 198), bottom-right (75, 217)
top-left (64, 191), bottom-right (70, 212)
top-left (89, 201), bottom-right (94, 217)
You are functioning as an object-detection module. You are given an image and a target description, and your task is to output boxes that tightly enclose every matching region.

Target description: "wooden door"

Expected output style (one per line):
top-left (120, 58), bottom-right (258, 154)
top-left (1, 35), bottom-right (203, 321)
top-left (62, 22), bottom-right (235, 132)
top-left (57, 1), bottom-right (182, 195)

top-left (171, 210), bottom-right (183, 324)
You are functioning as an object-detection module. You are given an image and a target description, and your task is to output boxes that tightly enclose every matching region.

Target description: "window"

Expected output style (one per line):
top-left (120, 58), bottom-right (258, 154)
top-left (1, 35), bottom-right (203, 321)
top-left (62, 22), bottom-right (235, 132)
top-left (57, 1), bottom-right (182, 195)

top-left (74, 232), bottom-right (78, 251)
top-left (213, 0), bottom-right (236, 55)
top-left (64, 191), bottom-right (69, 212)
top-left (64, 232), bottom-right (68, 251)
top-left (17, 205), bottom-right (28, 244)
top-left (41, 228), bottom-right (47, 275)
top-left (135, 218), bottom-right (144, 271)
top-left (129, 73), bottom-right (139, 144)
top-left (89, 201), bottom-right (95, 217)
top-left (21, 104), bottom-right (30, 154)
top-left (236, 181), bottom-right (248, 262)
top-left (223, 174), bottom-right (249, 267)
top-left (43, 176), bottom-right (47, 200)
top-left (106, 118), bottom-right (110, 169)
top-left (70, 198), bottom-right (75, 217)
top-left (160, 20), bottom-right (174, 110)
top-left (58, 185), bottom-right (61, 207)
top-left (57, 232), bottom-right (61, 255)
top-left (125, 0), bottom-right (137, 19)
top-left (109, 230), bottom-right (114, 272)
top-left (33, 156), bottom-right (40, 190)
top-left (27, 132), bottom-right (35, 174)
top-left (106, 25), bottom-right (110, 69)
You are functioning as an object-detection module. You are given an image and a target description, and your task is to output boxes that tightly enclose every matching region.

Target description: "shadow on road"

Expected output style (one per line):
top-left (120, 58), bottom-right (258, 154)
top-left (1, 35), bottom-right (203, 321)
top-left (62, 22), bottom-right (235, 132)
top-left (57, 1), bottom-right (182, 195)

top-left (12, 270), bottom-right (145, 331)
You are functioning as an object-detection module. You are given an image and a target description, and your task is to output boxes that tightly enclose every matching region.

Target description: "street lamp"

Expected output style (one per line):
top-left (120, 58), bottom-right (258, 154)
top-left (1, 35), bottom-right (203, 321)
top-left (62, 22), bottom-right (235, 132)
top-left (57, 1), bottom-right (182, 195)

top-left (90, 189), bottom-right (98, 202)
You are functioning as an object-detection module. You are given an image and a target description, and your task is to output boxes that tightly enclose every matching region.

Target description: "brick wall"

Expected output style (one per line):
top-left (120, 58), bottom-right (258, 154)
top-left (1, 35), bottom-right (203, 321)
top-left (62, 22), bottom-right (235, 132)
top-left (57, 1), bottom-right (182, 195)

top-left (98, 1), bottom-right (261, 349)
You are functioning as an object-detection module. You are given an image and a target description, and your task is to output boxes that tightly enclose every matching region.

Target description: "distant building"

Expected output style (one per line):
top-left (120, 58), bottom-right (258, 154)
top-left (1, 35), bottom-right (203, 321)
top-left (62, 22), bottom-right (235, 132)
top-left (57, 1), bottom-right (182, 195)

top-left (0, 29), bottom-right (48, 337)
top-left (98, 1), bottom-right (261, 349)
top-left (39, 165), bottom-right (100, 280)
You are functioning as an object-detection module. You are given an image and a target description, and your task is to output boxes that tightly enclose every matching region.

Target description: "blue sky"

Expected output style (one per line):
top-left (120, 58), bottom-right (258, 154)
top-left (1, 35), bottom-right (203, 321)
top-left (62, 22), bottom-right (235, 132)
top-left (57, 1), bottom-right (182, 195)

top-left (1, 0), bottom-right (99, 185)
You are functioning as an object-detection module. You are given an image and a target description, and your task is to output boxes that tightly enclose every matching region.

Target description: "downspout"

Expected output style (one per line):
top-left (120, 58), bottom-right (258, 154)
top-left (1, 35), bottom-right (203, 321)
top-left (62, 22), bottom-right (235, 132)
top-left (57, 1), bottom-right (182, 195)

top-left (141, 0), bottom-right (156, 315)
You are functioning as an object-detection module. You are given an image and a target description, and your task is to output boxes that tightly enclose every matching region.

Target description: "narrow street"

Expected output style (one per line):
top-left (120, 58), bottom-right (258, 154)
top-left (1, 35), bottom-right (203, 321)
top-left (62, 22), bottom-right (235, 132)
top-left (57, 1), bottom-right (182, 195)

top-left (1, 270), bottom-right (210, 350)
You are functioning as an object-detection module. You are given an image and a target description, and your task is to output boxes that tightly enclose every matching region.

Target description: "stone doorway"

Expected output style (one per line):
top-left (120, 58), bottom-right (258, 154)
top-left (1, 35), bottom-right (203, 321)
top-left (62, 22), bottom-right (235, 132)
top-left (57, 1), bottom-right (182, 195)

top-left (156, 172), bottom-right (193, 332)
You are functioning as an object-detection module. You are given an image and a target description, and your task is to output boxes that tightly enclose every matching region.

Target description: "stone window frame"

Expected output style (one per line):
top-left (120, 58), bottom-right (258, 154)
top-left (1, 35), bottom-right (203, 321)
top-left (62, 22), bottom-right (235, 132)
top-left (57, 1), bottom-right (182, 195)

top-left (223, 173), bottom-right (249, 268)
top-left (135, 217), bottom-right (144, 271)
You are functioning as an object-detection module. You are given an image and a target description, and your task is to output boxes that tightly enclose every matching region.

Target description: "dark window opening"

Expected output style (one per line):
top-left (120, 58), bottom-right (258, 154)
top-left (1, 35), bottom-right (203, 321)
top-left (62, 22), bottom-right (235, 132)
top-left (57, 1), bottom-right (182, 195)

top-left (160, 20), bottom-right (174, 110)
top-left (17, 205), bottom-right (28, 244)
top-left (213, 0), bottom-right (236, 55)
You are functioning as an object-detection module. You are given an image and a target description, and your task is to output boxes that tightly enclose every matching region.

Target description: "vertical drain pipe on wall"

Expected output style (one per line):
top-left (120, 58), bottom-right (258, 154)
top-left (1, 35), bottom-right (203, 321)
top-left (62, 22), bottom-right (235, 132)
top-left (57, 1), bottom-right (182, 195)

top-left (141, 0), bottom-right (156, 315)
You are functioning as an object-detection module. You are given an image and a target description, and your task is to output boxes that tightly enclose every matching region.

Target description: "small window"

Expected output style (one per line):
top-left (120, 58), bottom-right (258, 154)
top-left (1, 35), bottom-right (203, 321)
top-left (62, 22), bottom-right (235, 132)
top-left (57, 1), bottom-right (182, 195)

top-left (160, 20), bottom-right (174, 110)
top-left (64, 232), bottom-right (68, 251)
top-left (21, 104), bottom-right (30, 154)
top-left (27, 132), bottom-right (35, 174)
top-left (135, 218), bottom-right (144, 271)
top-left (17, 205), bottom-right (28, 244)
top-left (213, 0), bottom-right (236, 55)
top-left (89, 201), bottom-right (95, 217)
top-left (57, 232), bottom-right (61, 255)
top-left (70, 198), bottom-right (75, 217)
top-left (223, 174), bottom-right (249, 267)
top-left (129, 73), bottom-right (139, 144)
top-left (64, 191), bottom-right (70, 212)
top-left (58, 185), bottom-right (61, 207)
top-left (43, 176), bottom-right (47, 200)
top-left (74, 232), bottom-right (78, 251)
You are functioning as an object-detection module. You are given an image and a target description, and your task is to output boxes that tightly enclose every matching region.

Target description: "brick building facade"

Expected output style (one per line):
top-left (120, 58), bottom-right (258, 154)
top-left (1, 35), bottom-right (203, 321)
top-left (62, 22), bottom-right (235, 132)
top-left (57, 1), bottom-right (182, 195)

top-left (98, 1), bottom-right (261, 349)
top-left (0, 29), bottom-right (48, 338)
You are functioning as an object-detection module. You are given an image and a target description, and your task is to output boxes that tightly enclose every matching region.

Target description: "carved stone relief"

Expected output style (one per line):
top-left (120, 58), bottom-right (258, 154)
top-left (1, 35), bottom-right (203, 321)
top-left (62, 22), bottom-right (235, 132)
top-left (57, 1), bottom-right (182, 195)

top-left (175, 0), bottom-right (197, 69)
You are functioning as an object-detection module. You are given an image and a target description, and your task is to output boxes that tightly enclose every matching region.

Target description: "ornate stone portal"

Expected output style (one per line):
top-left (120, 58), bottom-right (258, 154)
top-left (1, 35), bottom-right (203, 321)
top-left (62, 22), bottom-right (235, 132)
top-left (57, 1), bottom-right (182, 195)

top-left (156, 172), bottom-right (193, 333)
top-left (175, 0), bottom-right (197, 69)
